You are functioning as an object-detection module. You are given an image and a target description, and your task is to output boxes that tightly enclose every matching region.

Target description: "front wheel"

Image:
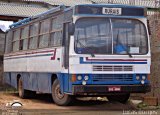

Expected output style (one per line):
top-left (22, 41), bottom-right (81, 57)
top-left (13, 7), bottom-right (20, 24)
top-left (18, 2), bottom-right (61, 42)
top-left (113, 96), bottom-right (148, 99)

top-left (52, 79), bottom-right (72, 106)
top-left (107, 93), bottom-right (130, 104)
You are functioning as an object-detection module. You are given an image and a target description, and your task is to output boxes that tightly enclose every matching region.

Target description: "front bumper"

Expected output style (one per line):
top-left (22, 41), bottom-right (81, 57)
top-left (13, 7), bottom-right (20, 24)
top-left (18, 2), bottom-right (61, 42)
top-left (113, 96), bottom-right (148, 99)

top-left (73, 84), bottom-right (151, 95)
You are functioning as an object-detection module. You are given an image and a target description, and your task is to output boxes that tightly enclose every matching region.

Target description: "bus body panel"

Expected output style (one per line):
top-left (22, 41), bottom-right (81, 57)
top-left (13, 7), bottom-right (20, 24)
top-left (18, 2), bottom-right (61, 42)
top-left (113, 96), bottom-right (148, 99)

top-left (4, 47), bottom-right (62, 73)
top-left (4, 72), bottom-right (52, 93)
top-left (69, 56), bottom-right (150, 74)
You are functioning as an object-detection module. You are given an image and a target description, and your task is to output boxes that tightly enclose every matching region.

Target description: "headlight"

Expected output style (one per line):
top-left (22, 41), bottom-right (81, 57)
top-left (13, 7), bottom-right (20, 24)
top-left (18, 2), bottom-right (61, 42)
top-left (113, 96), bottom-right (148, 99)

top-left (136, 75), bottom-right (140, 80)
top-left (77, 75), bottom-right (82, 80)
top-left (141, 80), bottom-right (145, 84)
top-left (142, 75), bottom-right (146, 80)
top-left (84, 75), bottom-right (89, 81)
top-left (82, 81), bottom-right (87, 85)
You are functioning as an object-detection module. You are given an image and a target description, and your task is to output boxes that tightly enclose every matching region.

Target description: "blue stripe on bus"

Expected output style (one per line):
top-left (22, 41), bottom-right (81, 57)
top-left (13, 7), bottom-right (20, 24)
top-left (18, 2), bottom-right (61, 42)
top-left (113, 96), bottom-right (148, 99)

top-left (80, 57), bottom-right (147, 64)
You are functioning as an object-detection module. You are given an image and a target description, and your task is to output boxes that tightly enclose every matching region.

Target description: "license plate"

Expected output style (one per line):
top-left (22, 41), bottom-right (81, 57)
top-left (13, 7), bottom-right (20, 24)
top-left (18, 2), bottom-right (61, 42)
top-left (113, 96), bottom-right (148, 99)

top-left (108, 86), bottom-right (121, 92)
top-left (102, 8), bottom-right (122, 15)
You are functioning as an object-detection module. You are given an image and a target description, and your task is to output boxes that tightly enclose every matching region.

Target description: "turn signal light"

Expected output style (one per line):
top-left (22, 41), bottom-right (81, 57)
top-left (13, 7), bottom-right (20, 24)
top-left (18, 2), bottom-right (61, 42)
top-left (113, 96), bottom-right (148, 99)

top-left (147, 74), bottom-right (150, 81)
top-left (71, 74), bottom-right (77, 82)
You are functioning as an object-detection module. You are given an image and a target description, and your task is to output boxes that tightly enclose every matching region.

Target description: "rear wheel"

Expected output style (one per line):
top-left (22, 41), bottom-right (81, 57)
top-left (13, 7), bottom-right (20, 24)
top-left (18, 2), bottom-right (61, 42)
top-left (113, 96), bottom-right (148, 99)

top-left (18, 77), bottom-right (36, 98)
top-left (107, 93), bottom-right (130, 104)
top-left (18, 77), bottom-right (28, 98)
top-left (52, 79), bottom-right (72, 106)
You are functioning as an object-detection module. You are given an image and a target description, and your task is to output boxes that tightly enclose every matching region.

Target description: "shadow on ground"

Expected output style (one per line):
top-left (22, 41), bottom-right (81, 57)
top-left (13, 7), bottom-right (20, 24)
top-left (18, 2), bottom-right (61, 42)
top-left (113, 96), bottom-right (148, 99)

top-left (5, 93), bottom-right (137, 111)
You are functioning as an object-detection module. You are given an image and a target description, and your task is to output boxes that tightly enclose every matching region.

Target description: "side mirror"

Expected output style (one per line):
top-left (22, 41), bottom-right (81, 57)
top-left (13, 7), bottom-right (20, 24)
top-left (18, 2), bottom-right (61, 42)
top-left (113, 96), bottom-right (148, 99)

top-left (68, 23), bottom-right (75, 35)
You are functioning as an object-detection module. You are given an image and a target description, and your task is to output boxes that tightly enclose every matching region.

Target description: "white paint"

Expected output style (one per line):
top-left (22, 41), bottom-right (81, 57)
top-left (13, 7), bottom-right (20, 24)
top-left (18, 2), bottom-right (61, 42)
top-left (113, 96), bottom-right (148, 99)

top-left (4, 47), bottom-right (63, 73)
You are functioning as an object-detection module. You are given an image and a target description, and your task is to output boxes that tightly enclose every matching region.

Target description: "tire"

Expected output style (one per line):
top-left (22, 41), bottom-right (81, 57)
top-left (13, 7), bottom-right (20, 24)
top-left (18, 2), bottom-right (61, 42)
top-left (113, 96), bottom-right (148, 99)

top-left (18, 77), bottom-right (36, 98)
top-left (52, 79), bottom-right (72, 106)
top-left (107, 93), bottom-right (130, 104)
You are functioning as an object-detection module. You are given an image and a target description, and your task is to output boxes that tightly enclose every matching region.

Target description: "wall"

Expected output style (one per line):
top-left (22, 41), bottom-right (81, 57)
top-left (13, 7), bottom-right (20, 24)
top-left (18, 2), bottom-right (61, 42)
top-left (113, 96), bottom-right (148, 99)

top-left (145, 13), bottom-right (160, 104)
top-left (0, 30), bottom-right (5, 86)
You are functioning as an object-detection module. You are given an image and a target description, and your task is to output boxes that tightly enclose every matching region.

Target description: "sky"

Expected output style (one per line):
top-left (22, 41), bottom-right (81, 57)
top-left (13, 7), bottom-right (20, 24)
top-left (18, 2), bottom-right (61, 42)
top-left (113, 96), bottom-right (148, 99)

top-left (0, 20), bottom-right (13, 32)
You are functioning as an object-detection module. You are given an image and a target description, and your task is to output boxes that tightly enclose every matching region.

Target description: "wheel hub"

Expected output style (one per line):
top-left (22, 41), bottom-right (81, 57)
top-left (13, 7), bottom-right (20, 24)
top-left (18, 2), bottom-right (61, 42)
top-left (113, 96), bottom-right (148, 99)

top-left (55, 85), bottom-right (64, 99)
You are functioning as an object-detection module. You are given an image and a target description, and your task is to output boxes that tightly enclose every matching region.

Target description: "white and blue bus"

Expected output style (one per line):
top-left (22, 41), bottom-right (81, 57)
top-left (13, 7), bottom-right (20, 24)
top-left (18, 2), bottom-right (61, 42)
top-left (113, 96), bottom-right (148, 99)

top-left (4, 4), bottom-right (151, 106)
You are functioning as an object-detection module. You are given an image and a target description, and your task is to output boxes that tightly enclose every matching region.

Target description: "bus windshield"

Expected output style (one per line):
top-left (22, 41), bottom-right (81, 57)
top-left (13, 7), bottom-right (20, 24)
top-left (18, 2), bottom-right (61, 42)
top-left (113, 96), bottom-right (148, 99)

top-left (74, 17), bottom-right (148, 55)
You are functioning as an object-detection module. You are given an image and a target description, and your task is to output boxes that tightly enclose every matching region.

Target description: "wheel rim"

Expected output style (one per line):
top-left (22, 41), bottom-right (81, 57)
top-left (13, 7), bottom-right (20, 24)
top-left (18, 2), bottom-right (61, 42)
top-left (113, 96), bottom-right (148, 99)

top-left (55, 84), bottom-right (64, 99)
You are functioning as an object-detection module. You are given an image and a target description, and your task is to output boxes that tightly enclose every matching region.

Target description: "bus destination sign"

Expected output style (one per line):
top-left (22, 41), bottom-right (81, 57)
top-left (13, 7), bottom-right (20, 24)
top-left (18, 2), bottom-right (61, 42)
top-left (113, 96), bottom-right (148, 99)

top-left (102, 8), bottom-right (122, 15)
top-left (75, 5), bottom-right (145, 17)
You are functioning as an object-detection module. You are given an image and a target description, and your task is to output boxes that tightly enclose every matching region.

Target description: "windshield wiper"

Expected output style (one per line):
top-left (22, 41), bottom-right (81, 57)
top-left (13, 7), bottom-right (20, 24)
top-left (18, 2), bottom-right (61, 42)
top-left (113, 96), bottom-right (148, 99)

top-left (126, 50), bottom-right (132, 58)
top-left (76, 32), bottom-right (95, 57)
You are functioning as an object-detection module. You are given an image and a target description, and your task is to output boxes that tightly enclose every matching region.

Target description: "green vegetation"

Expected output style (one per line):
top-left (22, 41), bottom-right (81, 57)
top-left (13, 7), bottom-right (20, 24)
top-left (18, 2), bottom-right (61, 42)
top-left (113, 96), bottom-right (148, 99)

top-left (137, 102), bottom-right (148, 109)
top-left (0, 85), bottom-right (17, 93)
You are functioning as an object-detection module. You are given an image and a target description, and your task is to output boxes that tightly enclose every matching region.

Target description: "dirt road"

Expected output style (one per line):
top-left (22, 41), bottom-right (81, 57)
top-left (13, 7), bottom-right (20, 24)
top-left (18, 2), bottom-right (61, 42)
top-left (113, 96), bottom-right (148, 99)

top-left (0, 93), bottom-right (135, 110)
top-left (0, 92), bottom-right (159, 115)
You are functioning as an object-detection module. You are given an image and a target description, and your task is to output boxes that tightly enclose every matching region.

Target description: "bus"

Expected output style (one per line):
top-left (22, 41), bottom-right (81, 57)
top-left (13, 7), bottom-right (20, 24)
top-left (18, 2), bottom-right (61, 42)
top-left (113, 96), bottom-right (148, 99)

top-left (4, 4), bottom-right (151, 106)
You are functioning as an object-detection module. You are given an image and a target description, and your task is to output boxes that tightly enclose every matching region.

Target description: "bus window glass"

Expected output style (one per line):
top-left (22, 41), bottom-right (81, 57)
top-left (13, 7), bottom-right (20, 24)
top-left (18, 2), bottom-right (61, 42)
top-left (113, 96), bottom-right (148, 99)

top-left (39, 34), bottom-right (49, 48)
top-left (30, 23), bottom-right (39, 36)
top-left (112, 19), bottom-right (148, 54)
top-left (5, 31), bottom-right (13, 53)
top-left (75, 18), bottom-right (148, 55)
top-left (29, 37), bottom-right (38, 49)
top-left (13, 41), bottom-right (19, 52)
top-left (13, 30), bottom-right (20, 41)
top-left (40, 19), bottom-right (50, 33)
top-left (21, 26), bottom-right (29, 38)
top-left (21, 26), bottom-right (29, 50)
top-left (56, 14), bottom-right (63, 29)
top-left (75, 18), bottom-right (112, 54)
top-left (50, 31), bottom-right (62, 46)
top-left (39, 19), bottom-right (50, 48)
top-left (50, 18), bottom-right (62, 47)
top-left (29, 23), bottom-right (39, 49)
top-left (51, 18), bottom-right (57, 31)
top-left (13, 30), bottom-right (20, 52)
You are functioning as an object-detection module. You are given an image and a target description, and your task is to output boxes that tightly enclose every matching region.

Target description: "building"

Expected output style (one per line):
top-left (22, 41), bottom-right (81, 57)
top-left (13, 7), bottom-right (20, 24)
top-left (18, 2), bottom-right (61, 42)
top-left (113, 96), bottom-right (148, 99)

top-left (0, 0), bottom-right (158, 22)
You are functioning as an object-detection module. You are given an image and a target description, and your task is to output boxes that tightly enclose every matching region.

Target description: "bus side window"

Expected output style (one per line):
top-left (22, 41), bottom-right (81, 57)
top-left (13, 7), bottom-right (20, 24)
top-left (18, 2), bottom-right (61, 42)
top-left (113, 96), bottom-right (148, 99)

top-left (5, 31), bottom-right (13, 53)
top-left (39, 19), bottom-right (50, 48)
top-left (29, 23), bottom-right (39, 49)
top-left (21, 26), bottom-right (29, 50)
top-left (12, 30), bottom-right (20, 52)
top-left (50, 17), bottom-right (63, 47)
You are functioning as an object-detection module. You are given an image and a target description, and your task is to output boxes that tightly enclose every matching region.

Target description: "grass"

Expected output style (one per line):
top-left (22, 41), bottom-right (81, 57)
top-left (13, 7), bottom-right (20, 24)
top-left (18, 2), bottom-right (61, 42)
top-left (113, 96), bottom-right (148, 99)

top-left (0, 84), bottom-right (18, 93)
top-left (137, 102), bottom-right (148, 109)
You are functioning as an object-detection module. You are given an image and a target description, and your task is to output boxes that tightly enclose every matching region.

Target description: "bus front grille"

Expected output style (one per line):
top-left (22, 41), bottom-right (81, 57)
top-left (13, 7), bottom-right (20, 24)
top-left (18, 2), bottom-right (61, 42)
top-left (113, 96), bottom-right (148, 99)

top-left (92, 74), bottom-right (133, 82)
top-left (93, 65), bottom-right (133, 72)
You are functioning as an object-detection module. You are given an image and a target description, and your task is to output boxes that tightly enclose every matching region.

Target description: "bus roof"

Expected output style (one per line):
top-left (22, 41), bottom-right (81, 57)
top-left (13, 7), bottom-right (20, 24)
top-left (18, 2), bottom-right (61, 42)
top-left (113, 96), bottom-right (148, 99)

top-left (75, 4), bottom-right (145, 8)
top-left (9, 4), bottom-right (146, 29)
top-left (9, 5), bottom-right (66, 29)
